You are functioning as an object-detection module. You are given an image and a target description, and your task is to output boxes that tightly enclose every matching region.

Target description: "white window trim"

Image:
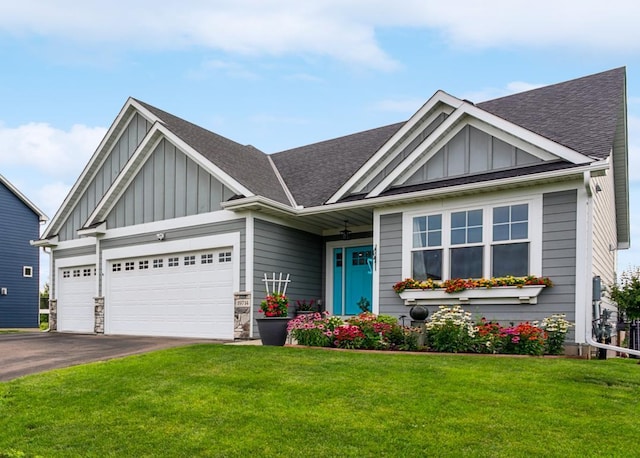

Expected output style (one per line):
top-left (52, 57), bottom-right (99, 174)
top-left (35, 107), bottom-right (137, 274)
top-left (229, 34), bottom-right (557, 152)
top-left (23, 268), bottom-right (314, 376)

top-left (23, 266), bottom-right (33, 278)
top-left (402, 195), bottom-right (542, 280)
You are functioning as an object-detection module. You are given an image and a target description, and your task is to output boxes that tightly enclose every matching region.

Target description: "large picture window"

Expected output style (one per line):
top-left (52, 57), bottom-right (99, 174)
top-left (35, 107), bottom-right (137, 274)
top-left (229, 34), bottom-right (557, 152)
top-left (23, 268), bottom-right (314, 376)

top-left (409, 201), bottom-right (534, 280)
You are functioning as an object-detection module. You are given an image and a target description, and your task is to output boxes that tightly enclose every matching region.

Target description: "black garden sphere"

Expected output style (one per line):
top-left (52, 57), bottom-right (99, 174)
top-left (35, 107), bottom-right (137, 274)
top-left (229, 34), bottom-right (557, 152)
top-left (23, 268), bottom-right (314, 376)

top-left (409, 305), bottom-right (429, 321)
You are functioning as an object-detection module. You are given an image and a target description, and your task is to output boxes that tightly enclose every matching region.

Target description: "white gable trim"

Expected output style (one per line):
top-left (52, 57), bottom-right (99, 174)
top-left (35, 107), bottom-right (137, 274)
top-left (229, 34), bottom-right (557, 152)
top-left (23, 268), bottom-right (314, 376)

top-left (326, 91), bottom-right (462, 204)
top-left (83, 123), bottom-right (255, 228)
top-left (0, 173), bottom-right (48, 222)
top-left (392, 117), bottom-right (561, 186)
top-left (366, 102), bottom-right (593, 198)
top-left (42, 98), bottom-right (160, 239)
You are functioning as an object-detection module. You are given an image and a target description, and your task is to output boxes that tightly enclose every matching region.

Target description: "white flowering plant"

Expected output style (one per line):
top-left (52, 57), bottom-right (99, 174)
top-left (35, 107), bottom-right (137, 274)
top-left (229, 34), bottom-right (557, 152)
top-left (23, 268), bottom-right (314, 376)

top-left (424, 305), bottom-right (477, 353)
top-left (539, 314), bottom-right (573, 355)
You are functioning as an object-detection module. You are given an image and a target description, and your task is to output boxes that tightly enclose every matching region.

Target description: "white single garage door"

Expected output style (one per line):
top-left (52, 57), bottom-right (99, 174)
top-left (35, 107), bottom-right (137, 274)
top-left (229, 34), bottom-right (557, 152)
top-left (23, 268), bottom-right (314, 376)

top-left (106, 248), bottom-right (234, 339)
top-left (57, 266), bottom-right (96, 333)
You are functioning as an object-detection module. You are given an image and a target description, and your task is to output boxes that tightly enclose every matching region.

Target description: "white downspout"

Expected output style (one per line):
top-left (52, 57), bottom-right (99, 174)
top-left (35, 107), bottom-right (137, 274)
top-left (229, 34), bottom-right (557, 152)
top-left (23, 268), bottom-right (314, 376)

top-left (582, 172), bottom-right (640, 357)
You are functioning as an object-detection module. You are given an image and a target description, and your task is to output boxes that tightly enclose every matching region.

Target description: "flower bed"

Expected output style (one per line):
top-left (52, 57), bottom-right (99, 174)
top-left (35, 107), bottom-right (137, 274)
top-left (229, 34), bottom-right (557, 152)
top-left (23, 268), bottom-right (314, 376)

top-left (393, 275), bottom-right (553, 293)
top-left (287, 308), bottom-right (573, 356)
top-left (393, 276), bottom-right (553, 305)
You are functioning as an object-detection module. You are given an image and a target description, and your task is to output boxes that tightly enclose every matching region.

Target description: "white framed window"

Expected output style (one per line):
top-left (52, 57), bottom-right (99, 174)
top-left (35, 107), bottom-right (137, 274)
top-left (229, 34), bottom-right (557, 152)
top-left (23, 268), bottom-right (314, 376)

top-left (404, 196), bottom-right (540, 281)
top-left (62, 270), bottom-right (70, 278)
top-left (168, 257), bottom-right (179, 267)
top-left (201, 253), bottom-right (214, 264)
top-left (491, 204), bottom-right (529, 277)
top-left (139, 260), bottom-right (149, 270)
top-left (218, 252), bottom-right (232, 263)
top-left (73, 269), bottom-right (81, 278)
top-left (112, 263), bottom-right (122, 272)
top-left (125, 261), bottom-right (135, 271)
top-left (184, 255), bottom-right (196, 266)
top-left (23, 266), bottom-right (33, 278)
top-left (153, 259), bottom-right (163, 269)
top-left (83, 268), bottom-right (92, 277)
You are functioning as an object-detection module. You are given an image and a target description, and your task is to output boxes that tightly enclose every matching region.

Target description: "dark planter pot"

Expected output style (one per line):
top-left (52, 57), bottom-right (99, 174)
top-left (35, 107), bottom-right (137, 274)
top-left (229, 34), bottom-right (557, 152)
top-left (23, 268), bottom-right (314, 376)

top-left (295, 310), bottom-right (317, 317)
top-left (256, 317), bottom-right (291, 346)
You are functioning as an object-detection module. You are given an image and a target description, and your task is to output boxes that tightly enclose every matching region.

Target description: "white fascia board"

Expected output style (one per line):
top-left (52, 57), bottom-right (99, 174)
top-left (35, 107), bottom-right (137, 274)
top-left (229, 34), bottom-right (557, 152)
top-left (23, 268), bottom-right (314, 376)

top-left (310, 162), bottom-right (605, 215)
top-left (222, 161), bottom-right (606, 220)
top-left (367, 103), bottom-right (594, 198)
top-left (84, 123), bottom-right (255, 228)
top-left (99, 209), bottom-right (242, 240)
top-left (42, 99), bottom-right (155, 239)
top-left (325, 91), bottom-right (462, 204)
top-left (221, 195), bottom-right (298, 215)
top-left (366, 107), bottom-right (468, 197)
top-left (465, 104), bottom-right (592, 164)
top-left (31, 235), bottom-right (59, 248)
top-left (77, 222), bottom-right (107, 237)
top-left (51, 237), bottom-right (96, 251)
top-left (0, 173), bottom-right (48, 221)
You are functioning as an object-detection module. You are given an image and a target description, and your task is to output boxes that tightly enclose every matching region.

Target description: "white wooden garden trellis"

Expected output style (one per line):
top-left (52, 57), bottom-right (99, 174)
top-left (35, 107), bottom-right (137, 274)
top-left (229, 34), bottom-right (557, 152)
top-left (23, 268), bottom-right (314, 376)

top-left (262, 272), bottom-right (291, 296)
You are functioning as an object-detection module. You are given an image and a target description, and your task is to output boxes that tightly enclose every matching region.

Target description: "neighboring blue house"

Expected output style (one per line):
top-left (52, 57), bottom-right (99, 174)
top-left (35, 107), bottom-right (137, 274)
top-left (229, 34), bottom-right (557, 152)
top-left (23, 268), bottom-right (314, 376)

top-left (0, 174), bottom-right (47, 328)
top-left (35, 68), bottom-right (630, 354)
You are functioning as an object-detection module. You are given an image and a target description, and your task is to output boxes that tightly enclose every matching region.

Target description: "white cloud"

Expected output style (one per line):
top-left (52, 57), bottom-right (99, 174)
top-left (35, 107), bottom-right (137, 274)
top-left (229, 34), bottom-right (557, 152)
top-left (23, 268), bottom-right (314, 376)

top-left (0, 122), bottom-right (106, 179)
top-left (35, 181), bottom-right (73, 224)
top-left (2, 1), bottom-right (639, 70)
top-left (186, 59), bottom-right (260, 80)
top-left (372, 98), bottom-right (424, 113)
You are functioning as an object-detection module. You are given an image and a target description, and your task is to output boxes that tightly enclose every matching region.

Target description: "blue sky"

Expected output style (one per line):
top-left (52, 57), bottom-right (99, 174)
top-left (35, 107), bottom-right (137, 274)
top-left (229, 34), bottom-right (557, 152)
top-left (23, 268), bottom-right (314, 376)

top-left (0, 1), bottom-right (638, 286)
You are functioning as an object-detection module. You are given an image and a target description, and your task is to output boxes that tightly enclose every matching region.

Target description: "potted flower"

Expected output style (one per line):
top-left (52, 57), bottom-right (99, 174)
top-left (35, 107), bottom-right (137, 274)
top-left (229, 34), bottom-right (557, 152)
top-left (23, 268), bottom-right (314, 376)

top-left (256, 293), bottom-right (291, 346)
top-left (295, 299), bottom-right (317, 316)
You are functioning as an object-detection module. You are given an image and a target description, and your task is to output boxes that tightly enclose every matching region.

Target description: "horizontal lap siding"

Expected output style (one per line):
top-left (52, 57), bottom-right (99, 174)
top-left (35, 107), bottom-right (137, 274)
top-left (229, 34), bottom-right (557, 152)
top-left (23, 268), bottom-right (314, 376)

top-left (378, 213), bottom-right (405, 317)
top-left (0, 184), bottom-right (40, 327)
top-left (458, 190), bottom-right (578, 339)
top-left (253, 219), bottom-right (323, 335)
top-left (377, 191), bottom-right (578, 343)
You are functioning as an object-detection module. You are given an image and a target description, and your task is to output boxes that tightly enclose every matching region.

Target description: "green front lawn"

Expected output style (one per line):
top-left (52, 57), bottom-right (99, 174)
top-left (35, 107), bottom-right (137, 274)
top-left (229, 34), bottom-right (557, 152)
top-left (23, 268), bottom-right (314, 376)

top-left (1, 346), bottom-right (639, 457)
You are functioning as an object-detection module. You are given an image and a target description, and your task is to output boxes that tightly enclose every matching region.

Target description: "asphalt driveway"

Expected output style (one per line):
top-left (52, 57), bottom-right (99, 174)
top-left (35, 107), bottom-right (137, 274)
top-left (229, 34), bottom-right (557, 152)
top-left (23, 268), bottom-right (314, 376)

top-left (0, 332), bottom-right (219, 382)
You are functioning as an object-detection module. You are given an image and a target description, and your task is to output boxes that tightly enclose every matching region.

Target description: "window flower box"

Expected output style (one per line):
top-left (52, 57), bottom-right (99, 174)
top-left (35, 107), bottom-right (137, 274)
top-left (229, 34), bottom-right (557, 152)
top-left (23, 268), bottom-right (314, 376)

top-left (398, 285), bottom-right (547, 305)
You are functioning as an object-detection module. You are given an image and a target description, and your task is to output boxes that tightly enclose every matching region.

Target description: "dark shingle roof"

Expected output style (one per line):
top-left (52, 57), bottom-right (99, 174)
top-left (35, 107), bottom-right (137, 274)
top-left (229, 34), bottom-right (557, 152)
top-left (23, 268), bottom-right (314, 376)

top-left (477, 67), bottom-right (626, 159)
top-left (270, 122), bottom-right (404, 207)
top-left (133, 68), bottom-right (625, 209)
top-left (134, 99), bottom-right (290, 205)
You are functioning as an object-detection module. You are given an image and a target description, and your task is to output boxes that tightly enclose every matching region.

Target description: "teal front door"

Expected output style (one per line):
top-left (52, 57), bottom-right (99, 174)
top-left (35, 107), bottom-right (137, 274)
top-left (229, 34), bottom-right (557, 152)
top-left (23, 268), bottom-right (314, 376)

top-left (332, 245), bottom-right (373, 315)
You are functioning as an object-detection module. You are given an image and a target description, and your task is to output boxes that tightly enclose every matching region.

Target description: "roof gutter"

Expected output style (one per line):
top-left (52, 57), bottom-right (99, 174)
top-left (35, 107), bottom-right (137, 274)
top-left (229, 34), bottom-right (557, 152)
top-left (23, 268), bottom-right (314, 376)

top-left (225, 160), bottom-right (610, 217)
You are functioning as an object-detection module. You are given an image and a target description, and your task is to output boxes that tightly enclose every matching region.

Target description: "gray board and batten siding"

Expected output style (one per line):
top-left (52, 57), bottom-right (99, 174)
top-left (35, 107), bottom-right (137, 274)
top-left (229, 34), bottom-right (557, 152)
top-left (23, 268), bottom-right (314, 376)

top-left (377, 190), bottom-right (577, 340)
top-left (106, 139), bottom-right (236, 229)
top-left (58, 113), bottom-right (151, 242)
top-left (252, 219), bottom-right (323, 334)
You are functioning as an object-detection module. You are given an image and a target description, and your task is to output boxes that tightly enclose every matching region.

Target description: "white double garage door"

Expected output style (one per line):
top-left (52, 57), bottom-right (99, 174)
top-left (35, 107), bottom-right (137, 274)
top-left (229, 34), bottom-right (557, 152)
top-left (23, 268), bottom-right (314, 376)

top-left (57, 245), bottom-right (235, 339)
